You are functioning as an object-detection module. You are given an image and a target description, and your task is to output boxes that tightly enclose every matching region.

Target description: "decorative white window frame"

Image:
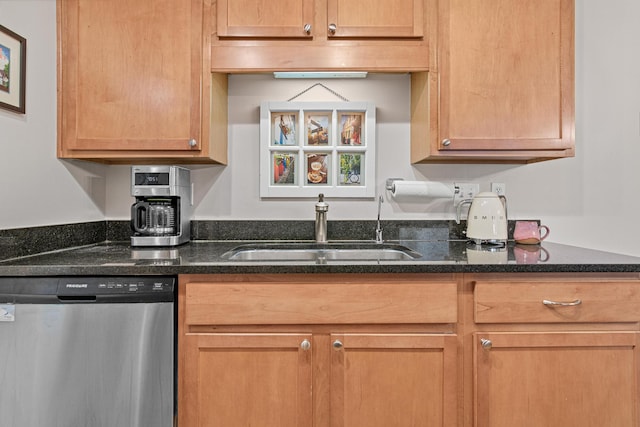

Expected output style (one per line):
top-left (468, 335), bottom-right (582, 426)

top-left (260, 101), bottom-right (376, 198)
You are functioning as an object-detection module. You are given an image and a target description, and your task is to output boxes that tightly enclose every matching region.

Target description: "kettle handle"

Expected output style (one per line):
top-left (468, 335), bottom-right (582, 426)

top-left (499, 195), bottom-right (508, 222)
top-left (131, 201), bottom-right (149, 233)
top-left (456, 199), bottom-right (473, 224)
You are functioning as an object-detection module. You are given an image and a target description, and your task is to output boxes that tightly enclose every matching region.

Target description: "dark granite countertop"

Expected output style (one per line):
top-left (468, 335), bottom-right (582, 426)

top-left (1, 239), bottom-right (639, 276)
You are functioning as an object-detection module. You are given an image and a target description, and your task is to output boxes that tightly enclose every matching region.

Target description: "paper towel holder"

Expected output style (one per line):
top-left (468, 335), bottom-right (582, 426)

top-left (385, 178), bottom-right (404, 191)
top-left (386, 178), bottom-right (464, 195)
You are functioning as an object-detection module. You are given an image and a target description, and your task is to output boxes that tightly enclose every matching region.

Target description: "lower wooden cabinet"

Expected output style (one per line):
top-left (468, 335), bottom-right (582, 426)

top-left (473, 331), bottom-right (640, 427)
top-left (183, 331), bottom-right (457, 427)
top-left (179, 273), bottom-right (640, 427)
top-left (330, 333), bottom-right (457, 427)
top-left (183, 333), bottom-right (313, 427)
top-left (178, 274), bottom-right (459, 427)
top-left (469, 274), bottom-right (640, 427)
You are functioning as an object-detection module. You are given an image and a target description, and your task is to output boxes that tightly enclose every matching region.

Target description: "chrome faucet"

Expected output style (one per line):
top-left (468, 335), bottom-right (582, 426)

top-left (375, 196), bottom-right (384, 244)
top-left (315, 193), bottom-right (329, 243)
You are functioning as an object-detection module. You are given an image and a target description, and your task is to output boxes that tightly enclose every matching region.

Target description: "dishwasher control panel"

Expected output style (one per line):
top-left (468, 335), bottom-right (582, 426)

top-left (0, 276), bottom-right (175, 304)
top-left (59, 277), bottom-right (174, 294)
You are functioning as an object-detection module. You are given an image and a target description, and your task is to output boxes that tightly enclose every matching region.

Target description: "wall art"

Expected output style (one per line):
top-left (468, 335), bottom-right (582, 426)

top-left (0, 25), bottom-right (26, 114)
top-left (260, 101), bottom-right (375, 198)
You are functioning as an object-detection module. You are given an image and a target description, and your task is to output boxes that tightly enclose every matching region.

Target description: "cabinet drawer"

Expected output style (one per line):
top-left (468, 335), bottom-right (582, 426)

top-left (474, 281), bottom-right (640, 323)
top-left (185, 281), bottom-right (457, 325)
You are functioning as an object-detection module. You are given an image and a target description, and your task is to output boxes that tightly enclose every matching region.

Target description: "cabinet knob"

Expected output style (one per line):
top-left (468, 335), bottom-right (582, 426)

top-left (441, 138), bottom-right (451, 147)
top-left (304, 23), bottom-right (312, 34)
top-left (328, 23), bottom-right (337, 34)
top-left (188, 138), bottom-right (197, 148)
top-left (332, 339), bottom-right (343, 350)
top-left (480, 338), bottom-right (492, 350)
top-left (300, 339), bottom-right (311, 351)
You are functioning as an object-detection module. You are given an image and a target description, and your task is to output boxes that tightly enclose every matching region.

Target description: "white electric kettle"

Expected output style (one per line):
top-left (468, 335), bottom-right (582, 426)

top-left (457, 192), bottom-right (508, 245)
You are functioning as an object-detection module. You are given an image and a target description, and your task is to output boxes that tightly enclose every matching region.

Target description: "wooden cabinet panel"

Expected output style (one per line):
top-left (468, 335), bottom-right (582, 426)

top-left (474, 280), bottom-right (640, 323)
top-left (179, 274), bottom-right (459, 427)
top-left (183, 333), bottom-right (313, 427)
top-left (184, 280), bottom-right (457, 325)
top-left (474, 331), bottom-right (640, 427)
top-left (412, 0), bottom-right (575, 163)
top-left (210, 0), bottom-right (431, 72)
top-left (326, 0), bottom-right (423, 38)
top-left (331, 333), bottom-right (457, 427)
top-left (57, 0), bottom-right (227, 164)
top-left (217, 0), bottom-right (314, 38)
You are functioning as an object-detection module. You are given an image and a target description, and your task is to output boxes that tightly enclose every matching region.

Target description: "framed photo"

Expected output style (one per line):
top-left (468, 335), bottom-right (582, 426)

top-left (339, 153), bottom-right (364, 186)
top-left (305, 112), bottom-right (330, 146)
top-left (306, 153), bottom-right (329, 185)
top-left (339, 113), bottom-right (364, 145)
top-left (272, 112), bottom-right (297, 145)
top-left (272, 152), bottom-right (297, 185)
top-left (0, 25), bottom-right (26, 114)
top-left (260, 101), bottom-right (375, 198)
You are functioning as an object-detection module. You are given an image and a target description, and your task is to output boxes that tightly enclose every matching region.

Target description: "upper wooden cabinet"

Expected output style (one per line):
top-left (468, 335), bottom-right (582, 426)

top-left (217, 0), bottom-right (315, 39)
top-left (411, 0), bottom-right (575, 163)
top-left (57, 0), bottom-right (227, 164)
top-left (217, 0), bottom-right (423, 39)
top-left (327, 0), bottom-right (424, 38)
top-left (211, 0), bottom-right (431, 71)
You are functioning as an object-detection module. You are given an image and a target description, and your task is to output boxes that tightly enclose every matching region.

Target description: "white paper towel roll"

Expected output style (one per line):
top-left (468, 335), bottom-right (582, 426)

top-left (391, 181), bottom-right (453, 201)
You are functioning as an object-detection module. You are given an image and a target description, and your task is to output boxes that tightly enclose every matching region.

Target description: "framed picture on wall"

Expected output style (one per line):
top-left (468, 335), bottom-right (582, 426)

top-left (339, 153), bottom-right (364, 186)
top-left (260, 101), bottom-right (376, 198)
top-left (305, 112), bottom-right (330, 146)
top-left (306, 153), bottom-right (329, 185)
top-left (272, 152), bottom-right (297, 185)
top-left (0, 25), bottom-right (26, 114)
top-left (272, 112), bottom-right (297, 145)
top-left (339, 113), bottom-right (364, 145)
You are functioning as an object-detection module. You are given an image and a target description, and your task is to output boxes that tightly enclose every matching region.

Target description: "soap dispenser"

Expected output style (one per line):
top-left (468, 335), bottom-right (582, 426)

top-left (315, 193), bottom-right (329, 243)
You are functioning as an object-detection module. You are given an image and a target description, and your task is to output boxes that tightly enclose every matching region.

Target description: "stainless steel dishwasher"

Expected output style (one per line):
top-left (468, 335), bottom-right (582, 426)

top-left (0, 276), bottom-right (175, 427)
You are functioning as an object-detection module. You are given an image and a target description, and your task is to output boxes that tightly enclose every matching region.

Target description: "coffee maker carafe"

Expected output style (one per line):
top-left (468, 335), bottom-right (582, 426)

top-left (131, 166), bottom-right (192, 247)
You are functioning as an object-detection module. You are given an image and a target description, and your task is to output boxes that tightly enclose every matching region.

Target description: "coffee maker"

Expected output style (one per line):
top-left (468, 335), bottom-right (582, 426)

top-left (130, 166), bottom-right (193, 247)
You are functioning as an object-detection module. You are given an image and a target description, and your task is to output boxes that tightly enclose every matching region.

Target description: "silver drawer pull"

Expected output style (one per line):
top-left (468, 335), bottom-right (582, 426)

top-left (542, 299), bottom-right (582, 307)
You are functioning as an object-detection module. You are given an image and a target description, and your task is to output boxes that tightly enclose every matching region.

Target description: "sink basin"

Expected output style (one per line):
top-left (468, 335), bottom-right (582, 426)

top-left (222, 242), bottom-right (422, 262)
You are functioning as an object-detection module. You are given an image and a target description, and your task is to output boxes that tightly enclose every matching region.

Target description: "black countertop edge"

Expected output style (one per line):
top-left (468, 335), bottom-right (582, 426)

top-left (0, 264), bottom-right (639, 277)
top-left (1, 240), bottom-right (639, 276)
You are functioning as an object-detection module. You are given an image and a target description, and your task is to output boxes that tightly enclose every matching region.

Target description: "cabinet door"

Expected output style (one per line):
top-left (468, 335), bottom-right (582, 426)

top-left (474, 332), bottom-right (640, 427)
top-left (326, 0), bottom-right (423, 38)
top-left (217, 0), bottom-right (314, 38)
top-left (182, 333), bottom-right (313, 427)
top-left (427, 0), bottom-right (574, 161)
top-left (58, 0), bottom-right (225, 161)
top-left (330, 333), bottom-right (457, 427)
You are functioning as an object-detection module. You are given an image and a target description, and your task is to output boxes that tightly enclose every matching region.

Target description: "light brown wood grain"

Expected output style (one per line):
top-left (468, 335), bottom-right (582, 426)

top-left (474, 331), bottom-right (639, 427)
top-left (185, 280), bottom-right (458, 325)
top-left (412, 0), bottom-right (575, 163)
top-left (57, 0), bottom-right (227, 164)
top-left (474, 280), bottom-right (640, 323)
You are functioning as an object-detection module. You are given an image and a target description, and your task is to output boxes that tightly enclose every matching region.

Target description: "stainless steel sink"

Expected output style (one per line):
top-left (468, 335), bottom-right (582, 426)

top-left (222, 242), bottom-right (422, 261)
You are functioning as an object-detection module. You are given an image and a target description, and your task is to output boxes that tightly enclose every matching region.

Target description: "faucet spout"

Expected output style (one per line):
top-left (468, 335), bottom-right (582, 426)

top-left (315, 193), bottom-right (329, 243)
top-left (375, 196), bottom-right (384, 244)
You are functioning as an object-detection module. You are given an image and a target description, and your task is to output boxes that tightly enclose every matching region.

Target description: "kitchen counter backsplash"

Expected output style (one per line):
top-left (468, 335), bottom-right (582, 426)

top-left (0, 221), bottom-right (106, 260)
top-left (0, 219), bottom-right (530, 262)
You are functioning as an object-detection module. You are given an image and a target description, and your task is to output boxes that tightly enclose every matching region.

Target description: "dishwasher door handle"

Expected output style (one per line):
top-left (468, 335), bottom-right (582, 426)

top-left (57, 295), bottom-right (97, 302)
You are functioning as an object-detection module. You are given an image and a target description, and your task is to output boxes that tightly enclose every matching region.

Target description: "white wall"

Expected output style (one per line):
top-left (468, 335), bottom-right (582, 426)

top-left (2, 1), bottom-right (640, 256)
top-left (0, 0), bottom-right (107, 227)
